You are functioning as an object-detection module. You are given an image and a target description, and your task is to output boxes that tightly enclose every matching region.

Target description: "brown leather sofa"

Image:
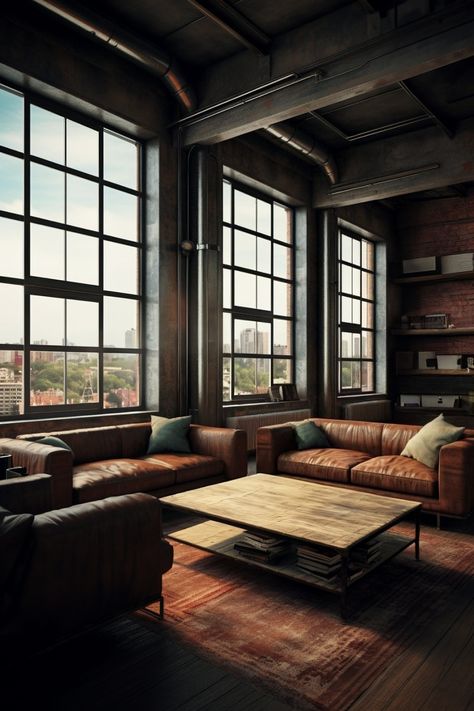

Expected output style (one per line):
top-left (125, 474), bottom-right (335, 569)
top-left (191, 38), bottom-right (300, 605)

top-left (256, 418), bottom-right (474, 518)
top-left (0, 472), bottom-right (173, 657)
top-left (0, 421), bottom-right (247, 509)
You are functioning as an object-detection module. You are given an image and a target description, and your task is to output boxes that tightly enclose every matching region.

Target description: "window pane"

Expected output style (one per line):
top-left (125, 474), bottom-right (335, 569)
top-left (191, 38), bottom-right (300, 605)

top-left (234, 190), bottom-right (256, 231)
top-left (274, 281), bottom-right (291, 316)
top-left (352, 239), bottom-right (361, 266)
top-left (341, 295), bottom-right (351, 323)
top-left (0, 351), bottom-right (23, 416)
top-left (341, 264), bottom-right (351, 294)
top-left (257, 200), bottom-right (271, 235)
top-left (341, 233), bottom-right (352, 262)
top-left (234, 357), bottom-right (269, 396)
top-left (257, 237), bottom-right (271, 273)
top-left (0, 216), bottom-right (23, 278)
top-left (256, 322), bottom-right (270, 354)
top-left (235, 319), bottom-right (256, 353)
top-left (363, 240), bottom-right (374, 270)
top-left (66, 352), bottom-right (98, 404)
top-left (273, 319), bottom-right (292, 356)
top-left (103, 353), bottom-right (139, 408)
top-left (274, 204), bottom-right (291, 243)
top-left (104, 241), bottom-right (139, 294)
top-left (104, 187), bottom-right (138, 241)
top-left (66, 300), bottom-right (98, 346)
top-left (352, 361), bottom-right (361, 388)
top-left (30, 352), bottom-right (65, 406)
top-left (353, 333), bottom-right (361, 357)
top-left (362, 361), bottom-right (374, 392)
top-left (30, 295), bottom-right (64, 346)
top-left (0, 86), bottom-right (23, 151)
top-left (274, 243), bottom-right (292, 280)
top-left (30, 105), bottom-right (64, 164)
top-left (352, 298), bottom-right (361, 325)
top-left (104, 297), bottom-right (138, 348)
top-left (234, 230), bottom-right (255, 270)
top-left (223, 268), bottom-right (231, 309)
top-left (30, 224), bottom-right (64, 280)
top-left (362, 271), bottom-right (374, 300)
top-left (66, 120), bottom-right (98, 175)
top-left (104, 132), bottom-right (138, 190)
top-left (223, 181), bottom-right (231, 223)
top-left (341, 331), bottom-right (352, 357)
top-left (234, 271), bottom-right (256, 309)
top-left (223, 313), bottom-right (231, 353)
top-left (362, 331), bottom-right (373, 358)
top-left (223, 357), bottom-right (231, 401)
top-left (223, 226), bottom-right (231, 265)
top-left (273, 358), bottom-right (291, 384)
top-left (351, 267), bottom-right (361, 296)
top-left (31, 163), bottom-right (64, 223)
top-left (0, 284), bottom-right (23, 343)
top-left (256, 276), bottom-right (271, 311)
top-left (362, 301), bottom-right (374, 328)
top-left (66, 232), bottom-right (99, 285)
top-left (67, 175), bottom-right (98, 231)
top-left (0, 153), bottom-right (23, 214)
top-left (256, 358), bottom-right (270, 394)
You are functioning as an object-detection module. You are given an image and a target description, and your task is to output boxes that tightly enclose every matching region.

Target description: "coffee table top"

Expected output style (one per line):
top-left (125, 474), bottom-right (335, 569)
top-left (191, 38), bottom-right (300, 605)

top-left (160, 473), bottom-right (421, 550)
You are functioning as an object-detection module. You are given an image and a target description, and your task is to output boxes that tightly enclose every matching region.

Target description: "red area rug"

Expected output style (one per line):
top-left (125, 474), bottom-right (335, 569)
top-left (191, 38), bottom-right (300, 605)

top-left (144, 524), bottom-right (474, 711)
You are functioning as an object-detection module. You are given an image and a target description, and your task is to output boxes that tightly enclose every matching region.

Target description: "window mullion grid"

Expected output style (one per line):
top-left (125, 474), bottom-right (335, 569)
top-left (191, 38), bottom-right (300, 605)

top-left (23, 97), bottom-right (31, 413)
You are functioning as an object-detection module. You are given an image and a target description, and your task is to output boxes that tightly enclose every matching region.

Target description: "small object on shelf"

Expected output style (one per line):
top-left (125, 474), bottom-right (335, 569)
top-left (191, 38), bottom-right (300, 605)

top-left (279, 383), bottom-right (299, 401)
top-left (268, 384), bottom-right (283, 402)
top-left (400, 394), bottom-right (421, 407)
top-left (420, 395), bottom-right (462, 409)
top-left (441, 252), bottom-right (474, 275)
top-left (418, 352), bottom-right (437, 369)
top-left (402, 256), bottom-right (438, 276)
top-left (436, 355), bottom-right (462, 370)
top-left (234, 530), bottom-right (292, 563)
top-left (424, 313), bottom-right (448, 329)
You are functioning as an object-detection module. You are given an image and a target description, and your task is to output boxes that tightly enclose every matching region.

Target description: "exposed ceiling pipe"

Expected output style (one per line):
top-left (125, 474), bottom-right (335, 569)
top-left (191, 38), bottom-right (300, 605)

top-left (32, 0), bottom-right (197, 113)
top-left (265, 121), bottom-right (338, 185)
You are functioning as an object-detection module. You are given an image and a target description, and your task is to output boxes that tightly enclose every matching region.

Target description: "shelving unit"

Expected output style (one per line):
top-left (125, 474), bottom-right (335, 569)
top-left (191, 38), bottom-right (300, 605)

top-left (397, 369), bottom-right (473, 376)
top-left (392, 327), bottom-right (474, 336)
top-left (393, 270), bottom-right (474, 285)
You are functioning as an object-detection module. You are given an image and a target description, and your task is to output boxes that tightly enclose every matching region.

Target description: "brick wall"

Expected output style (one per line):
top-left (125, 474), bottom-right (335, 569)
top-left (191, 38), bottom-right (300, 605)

top-left (396, 188), bottom-right (474, 354)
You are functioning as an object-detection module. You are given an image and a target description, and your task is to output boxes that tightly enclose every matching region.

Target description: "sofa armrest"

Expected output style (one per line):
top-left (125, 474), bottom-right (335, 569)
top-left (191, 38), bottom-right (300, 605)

top-left (188, 425), bottom-right (247, 479)
top-left (0, 438), bottom-right (73, 509)
top-left (0, 474), bottom-right (52, 514)
top-left (16, 493), bottom-right (172, 648)
top-left (256, 424), bottom-right (297, 475)
top-left (438, 437), bottom-right (474, 517)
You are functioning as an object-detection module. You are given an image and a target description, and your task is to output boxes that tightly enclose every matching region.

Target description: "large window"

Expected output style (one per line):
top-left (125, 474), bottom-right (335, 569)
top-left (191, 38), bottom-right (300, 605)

top-left (222, 179), bottom-right (294, 401)
top-left (338, 229), bottom-right (375, 393)
top-left (0, 83), bottom-right (143, 417)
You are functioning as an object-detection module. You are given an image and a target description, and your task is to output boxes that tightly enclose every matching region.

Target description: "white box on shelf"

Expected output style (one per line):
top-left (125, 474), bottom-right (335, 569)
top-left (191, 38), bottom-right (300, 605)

top-left (436, 354), bottom-right (462, 370)
top-left (418, 351), bottom-right (437, 369)
top-left (402, 256), bottom-right (438, 275)
top-left (421, 394), bottom-right (460, 408)
top-left (400, 394), bottom-right (421, 407)
top-left (440, 253), bottom-right (474, 274)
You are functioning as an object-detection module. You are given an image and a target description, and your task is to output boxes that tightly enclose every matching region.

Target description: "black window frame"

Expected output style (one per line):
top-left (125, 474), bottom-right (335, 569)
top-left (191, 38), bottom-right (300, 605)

top-left (337, 228), bottom-right (376, 395)
top-left (0, 81), bottom-right (144, 418)
top-left (222, 178), bottom-right (295, 403)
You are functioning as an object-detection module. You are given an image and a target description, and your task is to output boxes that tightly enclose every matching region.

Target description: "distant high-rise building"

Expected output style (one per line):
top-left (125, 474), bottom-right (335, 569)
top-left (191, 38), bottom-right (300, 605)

top-left (125, 328), bottom-right (137, 348)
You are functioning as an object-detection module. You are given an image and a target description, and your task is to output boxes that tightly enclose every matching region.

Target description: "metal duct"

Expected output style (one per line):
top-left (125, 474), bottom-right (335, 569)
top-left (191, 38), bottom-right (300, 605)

top-left (265, 121), bottom-right (338, 185)
top-left (33, 0), bottom-right (196, 113)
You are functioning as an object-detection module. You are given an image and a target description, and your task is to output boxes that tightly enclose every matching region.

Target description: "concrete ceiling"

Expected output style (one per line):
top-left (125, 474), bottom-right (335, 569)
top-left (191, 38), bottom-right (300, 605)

top-left (28, 0), bottom-right (474, 205)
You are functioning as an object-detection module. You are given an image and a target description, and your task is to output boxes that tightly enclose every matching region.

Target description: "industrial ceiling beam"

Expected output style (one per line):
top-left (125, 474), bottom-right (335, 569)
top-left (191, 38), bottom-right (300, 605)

top-left (177, 5), bottom-right (474, 146)
top-left (398, 79), bottom-right (453, 138)
top-left (187, 0), bottom-right (271, 55)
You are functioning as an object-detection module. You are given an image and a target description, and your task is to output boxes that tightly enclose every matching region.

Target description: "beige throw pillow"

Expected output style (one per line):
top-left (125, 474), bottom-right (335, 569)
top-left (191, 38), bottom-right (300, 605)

top-left (401, 413), bottom-right (464, 469)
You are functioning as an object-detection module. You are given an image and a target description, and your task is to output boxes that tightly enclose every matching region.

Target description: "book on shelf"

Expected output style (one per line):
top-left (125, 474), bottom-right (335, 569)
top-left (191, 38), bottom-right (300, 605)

top-left (234, 530), bottom-right (292, 562)
top-left (234, 543), bottom-right (289, 563)
top-left (295, 543), bottom-right (341, 565)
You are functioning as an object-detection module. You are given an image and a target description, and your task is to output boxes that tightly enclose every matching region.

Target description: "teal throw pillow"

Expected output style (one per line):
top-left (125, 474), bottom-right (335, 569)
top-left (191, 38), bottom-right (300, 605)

top-left (147, 415), bottom-right (192, 454)
top-left (293, 420), bottom-right (329, 450)
top-left (38, 436), bottom-right (73, 453)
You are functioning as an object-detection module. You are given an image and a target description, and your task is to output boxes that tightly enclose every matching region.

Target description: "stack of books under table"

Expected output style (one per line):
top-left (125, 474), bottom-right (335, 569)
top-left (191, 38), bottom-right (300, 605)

top-left (234, 531), bottom-right (292, 563)
top-left (350, 536), bottom-right (383, 568)
top-left (295, 543), bottom-right (342, 585)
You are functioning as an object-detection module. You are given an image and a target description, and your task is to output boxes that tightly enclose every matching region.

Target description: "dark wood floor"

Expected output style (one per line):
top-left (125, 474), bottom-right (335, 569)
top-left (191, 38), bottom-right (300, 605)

top-left (5, 460), bottom-right (473, 711)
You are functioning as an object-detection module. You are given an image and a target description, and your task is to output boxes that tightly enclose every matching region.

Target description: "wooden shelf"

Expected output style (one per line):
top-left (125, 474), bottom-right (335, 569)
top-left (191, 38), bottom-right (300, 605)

top-left (391, 327), bottom-right (474, 336)
top-left (394, 406), bottom-right (470, 414)
top-left (396, 369), bottom-right (474, 376)
top-left (393, 270), bottom-right (474, 285)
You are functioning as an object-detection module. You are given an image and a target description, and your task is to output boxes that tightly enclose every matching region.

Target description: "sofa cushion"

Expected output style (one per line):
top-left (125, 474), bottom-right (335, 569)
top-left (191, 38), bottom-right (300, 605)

top-left (72, 459), bottom-right (177, 504)
top-left (293, 420), bottom-right (329, 450)
top-left (143, 453), bottom-right (224, 484)
top-left (278, 448), bottom-right (372, 483)
top-left (23, 426), bottom-right (122, 465)
top-left (147, 415), bottom-right (192, 454)
top-left (351, 455), bottom-right (438, 498)
top-left (119, 423), bottom-right (151, 458)
top-left (401, 414), bottom-right (464, 469)
top-left (314, 419), bottom-right (383, 457)
top-left (37, 436), bottom-right (73, 452)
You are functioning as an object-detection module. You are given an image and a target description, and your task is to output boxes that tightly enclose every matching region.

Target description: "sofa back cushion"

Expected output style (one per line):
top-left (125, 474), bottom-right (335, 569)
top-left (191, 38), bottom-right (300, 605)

top-left (119, 423), bottom-right (151, 458)
top-left (313, 418), bottom-right (383, 456)
top-left (20, 427), bottom-right (122, 464)
top-left (381, 423), bottom-right (423, 456)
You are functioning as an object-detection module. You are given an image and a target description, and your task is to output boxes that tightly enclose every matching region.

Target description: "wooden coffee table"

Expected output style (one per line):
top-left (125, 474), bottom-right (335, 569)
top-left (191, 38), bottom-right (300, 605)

top-left (160, 473), bottom-right (422, 618)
